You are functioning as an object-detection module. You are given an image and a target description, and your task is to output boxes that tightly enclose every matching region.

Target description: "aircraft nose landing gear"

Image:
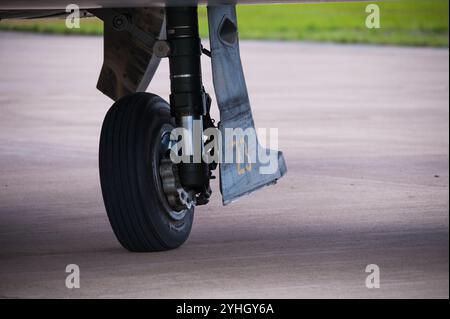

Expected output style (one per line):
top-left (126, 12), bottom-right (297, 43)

top-left (99, 6), bottom-right (213, 252)
top-left (99, 5), bottom-right (286, 252)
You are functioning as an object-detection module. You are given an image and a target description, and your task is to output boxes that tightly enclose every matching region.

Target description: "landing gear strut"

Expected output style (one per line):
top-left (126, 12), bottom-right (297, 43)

top-left (165, 6), bottom-right (213, 202)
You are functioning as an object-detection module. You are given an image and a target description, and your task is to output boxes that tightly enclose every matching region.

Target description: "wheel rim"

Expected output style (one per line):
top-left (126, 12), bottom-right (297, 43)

top-left (153, 124), bottom-right (190, 221)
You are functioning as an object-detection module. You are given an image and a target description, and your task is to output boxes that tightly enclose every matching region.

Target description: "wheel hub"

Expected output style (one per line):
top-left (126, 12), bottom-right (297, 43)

top-left (159, 158), bottom-right (195, 213)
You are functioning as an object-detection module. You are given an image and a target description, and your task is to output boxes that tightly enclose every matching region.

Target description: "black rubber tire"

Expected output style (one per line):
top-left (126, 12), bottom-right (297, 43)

top-left (99, 92), bottom-right (194, 252)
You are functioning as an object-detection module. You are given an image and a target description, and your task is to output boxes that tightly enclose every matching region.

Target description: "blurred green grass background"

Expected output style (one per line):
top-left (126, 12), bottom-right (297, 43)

top-left (0, 0), bottom-right (448, 47)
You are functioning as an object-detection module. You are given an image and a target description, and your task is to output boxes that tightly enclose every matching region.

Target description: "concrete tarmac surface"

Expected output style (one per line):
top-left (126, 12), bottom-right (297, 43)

top-left (0, 32), bottom-right (448, 298)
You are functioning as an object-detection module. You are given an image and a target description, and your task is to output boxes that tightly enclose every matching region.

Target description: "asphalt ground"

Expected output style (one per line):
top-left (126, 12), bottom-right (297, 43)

top-left (0, 32), bottom-right (448, 298)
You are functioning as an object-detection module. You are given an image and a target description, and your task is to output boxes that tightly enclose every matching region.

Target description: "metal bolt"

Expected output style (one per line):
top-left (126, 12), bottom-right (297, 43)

top-left (153, 40), bottom-right (171, 58)
top-left (112, 14), bottom-right (128, 31)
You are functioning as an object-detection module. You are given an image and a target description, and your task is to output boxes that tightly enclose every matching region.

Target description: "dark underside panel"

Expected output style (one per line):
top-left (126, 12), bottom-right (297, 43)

top-left (0, 10), bottom-right (67, 19)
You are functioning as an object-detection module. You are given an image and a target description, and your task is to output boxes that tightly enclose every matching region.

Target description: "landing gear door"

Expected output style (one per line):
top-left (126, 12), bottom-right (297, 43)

top-left (207, 5), bottom-right (287, 205)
